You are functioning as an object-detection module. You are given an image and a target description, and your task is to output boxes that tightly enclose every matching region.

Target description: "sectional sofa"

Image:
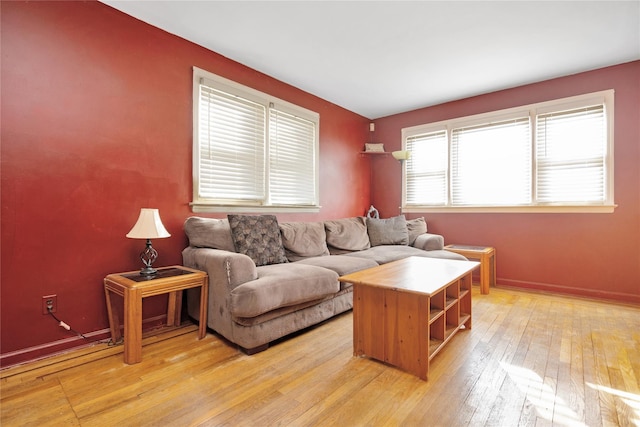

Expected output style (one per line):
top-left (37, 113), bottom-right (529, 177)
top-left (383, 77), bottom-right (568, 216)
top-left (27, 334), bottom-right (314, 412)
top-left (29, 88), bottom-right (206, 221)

top-left (183, 215), bottom-right (466, 354)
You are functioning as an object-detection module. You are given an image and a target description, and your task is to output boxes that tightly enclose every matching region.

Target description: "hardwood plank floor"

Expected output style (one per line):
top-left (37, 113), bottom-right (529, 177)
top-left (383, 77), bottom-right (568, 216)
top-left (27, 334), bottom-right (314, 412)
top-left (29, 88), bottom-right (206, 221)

top-left (1, 287), bottom-right (639, 426)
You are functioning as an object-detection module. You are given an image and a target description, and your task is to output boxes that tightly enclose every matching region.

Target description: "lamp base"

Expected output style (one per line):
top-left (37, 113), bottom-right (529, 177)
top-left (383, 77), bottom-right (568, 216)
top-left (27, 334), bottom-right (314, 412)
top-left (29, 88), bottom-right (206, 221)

top-left (138, 238), bottom-right (158, 276)
top-left (139, 267), bottom-right (158, 276)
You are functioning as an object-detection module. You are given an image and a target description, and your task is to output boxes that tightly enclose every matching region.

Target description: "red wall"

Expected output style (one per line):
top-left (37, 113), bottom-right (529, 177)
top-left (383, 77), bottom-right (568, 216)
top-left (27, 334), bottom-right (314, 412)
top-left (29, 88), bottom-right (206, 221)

top-left (371, 61), bottom-right (640, 303)
top-left (1, 1), bottom-right (370, 366)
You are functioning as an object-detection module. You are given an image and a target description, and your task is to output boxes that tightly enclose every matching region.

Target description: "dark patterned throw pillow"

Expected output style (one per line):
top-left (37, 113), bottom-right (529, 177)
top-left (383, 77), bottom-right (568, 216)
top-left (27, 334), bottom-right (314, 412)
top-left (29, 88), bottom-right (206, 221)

top-left (227, 215), bottom-right (288, 266)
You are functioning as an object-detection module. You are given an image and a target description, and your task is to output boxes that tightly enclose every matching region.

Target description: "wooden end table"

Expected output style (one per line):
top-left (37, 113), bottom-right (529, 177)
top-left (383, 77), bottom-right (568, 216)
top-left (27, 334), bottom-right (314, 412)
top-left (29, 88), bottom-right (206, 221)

top-left (339, 256), bottom-right (479, 380)
top-left (444, 245), bottom-right (495, 295)
top-left (104, 265), bottom-right (208, 364)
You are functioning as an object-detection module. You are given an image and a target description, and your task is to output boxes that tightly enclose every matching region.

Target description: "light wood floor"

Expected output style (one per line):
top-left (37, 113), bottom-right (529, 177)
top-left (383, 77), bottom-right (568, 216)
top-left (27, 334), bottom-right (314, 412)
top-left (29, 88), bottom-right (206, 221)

top-left (2, 287), bottom-right (639, 426)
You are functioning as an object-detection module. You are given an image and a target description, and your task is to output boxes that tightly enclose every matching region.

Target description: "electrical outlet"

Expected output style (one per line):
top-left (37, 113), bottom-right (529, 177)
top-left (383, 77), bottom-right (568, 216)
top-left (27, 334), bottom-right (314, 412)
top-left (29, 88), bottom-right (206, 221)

top-left (42, 294), bottom-right (57, 315)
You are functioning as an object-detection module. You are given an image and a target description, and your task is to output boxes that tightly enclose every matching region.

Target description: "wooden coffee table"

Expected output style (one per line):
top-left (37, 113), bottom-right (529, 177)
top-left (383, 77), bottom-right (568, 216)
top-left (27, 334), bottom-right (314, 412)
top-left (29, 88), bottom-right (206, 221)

top-left (339, 256), bottom-right (479, 380)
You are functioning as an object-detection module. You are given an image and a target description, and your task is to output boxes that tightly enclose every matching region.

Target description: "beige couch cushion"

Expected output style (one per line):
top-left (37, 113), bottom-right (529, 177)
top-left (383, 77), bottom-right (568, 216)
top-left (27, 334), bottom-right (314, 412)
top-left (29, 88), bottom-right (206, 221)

top-left (295, 255), bottom-right (378, 291)
top-left (295, 254), bottom-right (378, 276)
top-left (280, 221), bottom-right (330, 261)
top-left (406, 217), bottom-right (428, 245)
top-left (183, 217), bottom-right (235, 252)
top-left (346, 245), bottom-right (463, 264)
top-left (324, 217), bottom-right (370, 251)
top-left (229, 263), bottom-right (339, 318)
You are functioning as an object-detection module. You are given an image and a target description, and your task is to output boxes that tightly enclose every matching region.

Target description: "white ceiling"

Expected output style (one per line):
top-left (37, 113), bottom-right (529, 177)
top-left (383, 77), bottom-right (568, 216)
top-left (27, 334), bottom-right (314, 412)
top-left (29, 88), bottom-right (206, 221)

top-left (101, 1), bottom-right (640, 119)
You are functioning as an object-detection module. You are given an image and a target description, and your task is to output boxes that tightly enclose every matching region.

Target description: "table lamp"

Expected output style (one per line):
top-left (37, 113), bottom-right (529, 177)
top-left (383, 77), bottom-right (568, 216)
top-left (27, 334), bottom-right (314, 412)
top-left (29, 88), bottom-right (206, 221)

top-left (126, 208), bottom-right (171, 276)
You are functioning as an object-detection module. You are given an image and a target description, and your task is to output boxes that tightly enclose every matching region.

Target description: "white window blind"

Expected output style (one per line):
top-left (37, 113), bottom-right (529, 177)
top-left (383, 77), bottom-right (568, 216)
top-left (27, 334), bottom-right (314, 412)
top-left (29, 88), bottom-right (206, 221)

top-left (451, 118), bottom-right (531, 206)
top-left (405, 130), bottom-right (448, 205)
top-left (269, 108), bottom-right (317, 205)
top-left (198, 85), bottom-right (266, 202)
top-left (192, 67), bottom-right (320, 212)
top-left (536, 105), bottom-right (606, 204)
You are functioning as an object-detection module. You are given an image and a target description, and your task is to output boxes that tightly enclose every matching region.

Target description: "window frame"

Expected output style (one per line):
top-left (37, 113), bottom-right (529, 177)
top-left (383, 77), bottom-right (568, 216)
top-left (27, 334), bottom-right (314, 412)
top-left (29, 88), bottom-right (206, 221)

top-left (401, 90), bottom-right (616, 214)
top-left (191, 66), bottom-right (320, 213)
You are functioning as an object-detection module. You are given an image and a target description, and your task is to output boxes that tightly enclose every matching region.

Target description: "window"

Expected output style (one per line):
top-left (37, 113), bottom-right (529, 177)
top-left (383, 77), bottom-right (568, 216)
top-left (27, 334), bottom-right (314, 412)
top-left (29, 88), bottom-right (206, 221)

top-left (401, 90), bottom-right (615, 213)
top-left (451, 117), bottom-right (531, 206)
top-left (406, 130), bottom-right (448, 205)
top-left (192, 67), bottom-right (320, 213)
top-left (536, 105), bottom-right (607, 204)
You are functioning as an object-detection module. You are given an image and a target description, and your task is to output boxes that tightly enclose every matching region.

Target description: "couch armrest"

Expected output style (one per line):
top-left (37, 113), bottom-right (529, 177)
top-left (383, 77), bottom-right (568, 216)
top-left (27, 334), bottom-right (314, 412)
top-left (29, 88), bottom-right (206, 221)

top-left (183, 246), bottom-right (258, 343)
top-left (412, 233), bottom-right (444, 251)
top-left (182, 247), bottom-right (257, 291)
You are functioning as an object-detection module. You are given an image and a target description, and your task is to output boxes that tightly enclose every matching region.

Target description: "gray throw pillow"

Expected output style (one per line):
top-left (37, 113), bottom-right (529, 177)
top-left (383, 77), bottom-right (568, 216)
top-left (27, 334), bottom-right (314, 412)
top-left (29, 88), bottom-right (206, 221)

top-left (227, 215), bottom-right (288, 266)
top-left (366, 215), bottom-right (409, 246)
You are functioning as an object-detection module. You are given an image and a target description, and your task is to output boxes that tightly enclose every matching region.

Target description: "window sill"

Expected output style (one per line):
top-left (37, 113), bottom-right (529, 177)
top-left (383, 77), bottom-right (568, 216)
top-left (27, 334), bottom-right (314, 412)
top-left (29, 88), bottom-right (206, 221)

top-left (402, 205), bottom-right (617, 214)
top-left (191, 202), bottom-right (321, 214)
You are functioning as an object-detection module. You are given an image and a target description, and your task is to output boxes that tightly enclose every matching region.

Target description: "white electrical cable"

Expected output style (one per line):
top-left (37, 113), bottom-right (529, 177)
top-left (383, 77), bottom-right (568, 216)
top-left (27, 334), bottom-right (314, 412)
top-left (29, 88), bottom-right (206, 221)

top-left (47, 309), bottom-right (88, 339)
top-left (59, 321), bottom-right (71, 330)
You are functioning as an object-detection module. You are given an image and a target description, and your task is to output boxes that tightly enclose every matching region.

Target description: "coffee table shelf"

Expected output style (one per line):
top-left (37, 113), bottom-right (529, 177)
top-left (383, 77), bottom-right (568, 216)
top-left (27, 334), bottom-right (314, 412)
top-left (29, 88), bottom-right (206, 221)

top-left (429, 338), bottom-right (444, 358)
top-left (430, 309), bottom-right (444, 321)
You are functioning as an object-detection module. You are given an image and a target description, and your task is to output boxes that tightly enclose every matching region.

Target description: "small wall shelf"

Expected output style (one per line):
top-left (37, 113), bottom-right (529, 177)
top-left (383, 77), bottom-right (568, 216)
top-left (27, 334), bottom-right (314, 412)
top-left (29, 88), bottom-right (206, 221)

top-left (359, 151), bottom-right (390, 156)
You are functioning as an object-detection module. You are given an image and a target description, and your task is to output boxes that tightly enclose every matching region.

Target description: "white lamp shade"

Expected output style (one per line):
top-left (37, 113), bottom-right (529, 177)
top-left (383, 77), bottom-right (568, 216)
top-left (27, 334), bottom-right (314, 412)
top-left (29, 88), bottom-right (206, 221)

top-left (126, 208), bottom-right (171, 239)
